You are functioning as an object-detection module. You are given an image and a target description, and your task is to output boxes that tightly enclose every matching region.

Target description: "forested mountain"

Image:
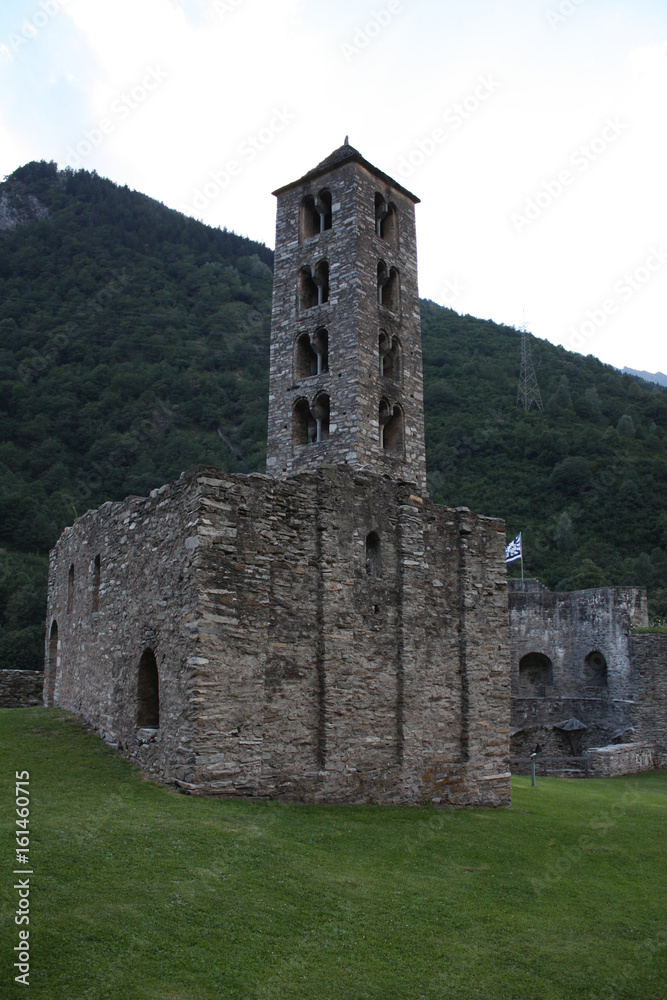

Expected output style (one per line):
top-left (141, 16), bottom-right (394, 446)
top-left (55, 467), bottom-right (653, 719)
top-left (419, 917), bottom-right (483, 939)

top-left (1, 161), bottom-right (665, 669)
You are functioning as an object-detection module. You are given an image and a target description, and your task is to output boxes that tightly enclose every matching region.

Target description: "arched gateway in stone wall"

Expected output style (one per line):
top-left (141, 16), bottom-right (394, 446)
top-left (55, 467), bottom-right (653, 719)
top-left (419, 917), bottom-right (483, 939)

top-left (44, 144), bottom-right (511, 806)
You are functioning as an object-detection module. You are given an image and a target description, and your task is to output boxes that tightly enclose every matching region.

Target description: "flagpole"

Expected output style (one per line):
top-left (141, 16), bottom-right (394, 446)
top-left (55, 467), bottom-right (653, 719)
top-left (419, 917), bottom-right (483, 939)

top-left (520, 533), bottom-right (524, 591)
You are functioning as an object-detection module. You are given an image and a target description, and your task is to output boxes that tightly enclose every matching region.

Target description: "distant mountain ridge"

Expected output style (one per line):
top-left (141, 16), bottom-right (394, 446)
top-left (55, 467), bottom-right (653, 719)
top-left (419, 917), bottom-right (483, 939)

top-left (0, 160), bottom-right (665, 670)
top-left (621, 367), bottom-right (667, 388)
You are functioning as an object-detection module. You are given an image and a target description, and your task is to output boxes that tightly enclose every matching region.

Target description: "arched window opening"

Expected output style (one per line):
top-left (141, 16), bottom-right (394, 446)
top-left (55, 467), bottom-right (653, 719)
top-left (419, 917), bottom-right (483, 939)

top-left (45, 620), bottom-right (58, 707)
top-left (312, 327), bottom-right (329, 374)
top-left (317, 189), bottom-right (332, 232)
top-left (379, 399), bottom-right (404, 455)
top-left (92, 554), bottom-right (100, 613)
top-left (377, 262), bottom-right (399, 312)
top-left (584, 650), bottom-right (608, 686)
top-left (296, 333), bottom-right (318, 378)
top-left (379, 331), bottom-right (401, 381)
top-left (137, 649), bottom-right (159, 728)
top-left (366, 532), bottom-right (381, 577)
top-left (300, 195), bottom-right (320, 240)
top-left (299, 267), bottom-right (318, 310)
top-left (314, 261), bottom-right (329, 305)
top-left (375, 194), bottom-right (398, 243)
top-left (519, 652), bottom-right (553, 690)
top-left (293, 398), bottom-right (313, 445)
top-left (299, 190), bottom-right (333, 241)
top-left (312, 393), bottom-right (330, 442)
top-left (67, 564), bottom-right (74, 614)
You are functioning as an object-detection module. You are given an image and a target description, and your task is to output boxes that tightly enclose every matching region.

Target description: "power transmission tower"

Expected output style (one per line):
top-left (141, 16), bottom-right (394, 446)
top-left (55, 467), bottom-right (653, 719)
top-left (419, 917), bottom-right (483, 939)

top-left (517, 326), bottom-right (543, 412)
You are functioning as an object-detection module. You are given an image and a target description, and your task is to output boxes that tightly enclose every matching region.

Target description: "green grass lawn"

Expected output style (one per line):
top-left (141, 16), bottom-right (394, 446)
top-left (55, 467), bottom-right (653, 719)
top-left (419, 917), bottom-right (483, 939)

top-left (1, 709), bottom-right (665, 1000)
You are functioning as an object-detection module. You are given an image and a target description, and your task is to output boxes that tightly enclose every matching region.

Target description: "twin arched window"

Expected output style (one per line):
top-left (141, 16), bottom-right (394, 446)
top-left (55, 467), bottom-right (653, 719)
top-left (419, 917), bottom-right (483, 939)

top-left (299, 261), bottom-right (329, 310)
top-left (377, 261), bottom-right (400, 312)
top-left (295, 328), bottom-right (328, 378)
top-left (379, 331), bottom-right (400, 381)
top-left (300, 190), bottom-right (333, 241)
top-left (293, 393), bottom-right (330, 445)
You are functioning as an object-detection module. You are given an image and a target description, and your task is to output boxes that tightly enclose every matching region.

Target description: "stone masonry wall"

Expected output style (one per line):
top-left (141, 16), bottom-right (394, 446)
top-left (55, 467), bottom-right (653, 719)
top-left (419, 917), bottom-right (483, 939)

top-left (633, 633), bottom-right (667, 766)
top-left (47, 465), bottom-right (510, 806)
top-left (0, 670), bottom-right (43, 708)
top-left (45, 477), bottom-right (202, 780)
top-left (509, 581), bottom-right (648, 749)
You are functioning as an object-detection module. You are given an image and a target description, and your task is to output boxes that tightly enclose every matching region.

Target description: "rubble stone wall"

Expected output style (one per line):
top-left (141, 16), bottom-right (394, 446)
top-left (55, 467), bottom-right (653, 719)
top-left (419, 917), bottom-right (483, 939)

top-left (0, 669), bottom-right (43, 708)
top-left (46, 465), bottom-right (511, 806)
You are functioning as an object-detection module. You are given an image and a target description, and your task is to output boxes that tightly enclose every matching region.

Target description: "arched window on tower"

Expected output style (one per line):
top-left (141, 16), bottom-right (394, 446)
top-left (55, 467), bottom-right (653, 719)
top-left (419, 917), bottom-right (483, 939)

top-left (299, 262), bottom-right (329, 310)
top-left (365, 532), bottom-right (381, 577)
top-left (296, 333), bottom-right (318, 378)
top-left (293, 395), bottom-right (329, 445)
top-left (299, 267), bottom-right (318, 310)
top-left (377, 261), bottom-right (399, 312)
top-left (379, 331), bottom-right (401, 381)
top-left (67, 564), bottom-right (74, 614)
top-left (312, 327), bottom-right (329, 374)
top-left (379, 399), bottom-right (404, 456)
top-left (312, 393), bottom-right (330, 442)
top-left (300, 189), bottom-right (333, 241)
top-left (293, 398), bottom-right (316, 445)
top-left (295, 329), bottom-right (329, 379)
top-left (137, 649), bottom-right (159, 728)
top-left (375, 194), bottom-right (398, 243)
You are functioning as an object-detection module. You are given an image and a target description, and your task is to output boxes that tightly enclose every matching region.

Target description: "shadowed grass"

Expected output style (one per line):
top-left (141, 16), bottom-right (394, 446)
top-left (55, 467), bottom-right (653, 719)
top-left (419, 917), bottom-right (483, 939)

top-left (1, 708), bottom-right (665, 1000)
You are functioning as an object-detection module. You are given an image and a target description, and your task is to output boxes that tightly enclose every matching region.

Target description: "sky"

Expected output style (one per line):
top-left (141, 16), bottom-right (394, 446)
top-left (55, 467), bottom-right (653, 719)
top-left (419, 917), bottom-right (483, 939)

top-left (1, 0), bottom-right (665, 375)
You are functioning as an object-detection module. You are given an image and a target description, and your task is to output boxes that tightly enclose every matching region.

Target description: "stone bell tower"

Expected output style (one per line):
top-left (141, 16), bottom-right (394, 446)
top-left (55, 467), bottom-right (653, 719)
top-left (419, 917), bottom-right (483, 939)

top-left (266, 142), bottom-right (427, 492)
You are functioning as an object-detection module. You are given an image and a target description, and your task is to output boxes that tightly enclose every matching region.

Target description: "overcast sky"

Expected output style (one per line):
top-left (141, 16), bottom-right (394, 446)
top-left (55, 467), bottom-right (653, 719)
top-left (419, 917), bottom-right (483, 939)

top-left (1, 0), bottom-right (665, 374)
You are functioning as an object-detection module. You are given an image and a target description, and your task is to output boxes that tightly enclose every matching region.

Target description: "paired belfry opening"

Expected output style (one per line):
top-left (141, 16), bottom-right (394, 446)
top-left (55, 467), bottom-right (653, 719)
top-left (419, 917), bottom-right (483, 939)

top-left (377, 261), bottom-right (400, 312)
top-left (295, 328), bottom-right (329, 378)
top-left (293, 393), bottom-right (330, 445)
top-left (299, 262), bottom-right (329, 310)
top-left (300, 189), bottom-right (333, 240)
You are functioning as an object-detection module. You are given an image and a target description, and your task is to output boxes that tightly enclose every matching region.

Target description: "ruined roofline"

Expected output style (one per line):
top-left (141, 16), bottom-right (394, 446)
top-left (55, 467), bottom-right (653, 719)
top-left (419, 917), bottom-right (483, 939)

top-left (272, 142), bottom-right (420, 204)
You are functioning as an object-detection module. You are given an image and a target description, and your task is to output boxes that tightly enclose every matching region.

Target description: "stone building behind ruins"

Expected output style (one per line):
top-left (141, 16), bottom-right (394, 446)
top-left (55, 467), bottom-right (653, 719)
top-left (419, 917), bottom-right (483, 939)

top-left (44, 144), bottom-right (511, 806)
top-left (509, 580), bottom-right (667, 771)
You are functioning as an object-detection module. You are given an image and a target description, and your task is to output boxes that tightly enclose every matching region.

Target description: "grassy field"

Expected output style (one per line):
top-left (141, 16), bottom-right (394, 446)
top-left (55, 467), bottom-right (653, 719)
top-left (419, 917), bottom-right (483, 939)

top-left (1, 709), bottom-right (665, 1000)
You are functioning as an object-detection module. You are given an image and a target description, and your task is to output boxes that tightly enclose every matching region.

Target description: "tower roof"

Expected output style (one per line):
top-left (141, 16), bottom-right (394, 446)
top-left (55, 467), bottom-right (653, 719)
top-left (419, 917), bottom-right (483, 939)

top-left (272, 142), bottom-right (420, 203)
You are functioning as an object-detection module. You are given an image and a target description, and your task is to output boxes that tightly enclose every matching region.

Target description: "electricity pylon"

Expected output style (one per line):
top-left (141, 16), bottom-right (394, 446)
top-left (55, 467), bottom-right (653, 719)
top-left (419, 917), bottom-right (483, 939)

top-left (517, 326), bottom-right (543, 412)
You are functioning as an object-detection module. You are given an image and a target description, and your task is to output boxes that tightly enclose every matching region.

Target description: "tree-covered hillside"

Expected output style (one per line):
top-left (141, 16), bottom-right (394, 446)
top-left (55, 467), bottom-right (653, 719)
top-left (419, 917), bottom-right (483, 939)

top-left (0, 161), bottom-right (665, 669)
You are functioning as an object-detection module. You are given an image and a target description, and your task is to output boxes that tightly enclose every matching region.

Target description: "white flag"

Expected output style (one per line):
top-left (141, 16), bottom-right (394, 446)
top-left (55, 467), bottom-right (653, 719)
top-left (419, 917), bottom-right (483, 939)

top-left (505, 532), bottom-right (522, 563)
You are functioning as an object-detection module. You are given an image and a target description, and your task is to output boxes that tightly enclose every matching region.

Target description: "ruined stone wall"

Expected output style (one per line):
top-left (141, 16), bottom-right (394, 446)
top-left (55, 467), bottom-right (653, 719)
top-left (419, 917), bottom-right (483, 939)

top-left (0, 670), bottom-right (43, 708)
top-left (47, 465), bottom-right (510, 806)
top-left (509, 581), bottom-right (648, 747)
top-left (45, 477), bottom-right (203, 780)
top-left (633, 633), bottom-right (667, 766)
top-left (189, 466), bottom-right (509, 805)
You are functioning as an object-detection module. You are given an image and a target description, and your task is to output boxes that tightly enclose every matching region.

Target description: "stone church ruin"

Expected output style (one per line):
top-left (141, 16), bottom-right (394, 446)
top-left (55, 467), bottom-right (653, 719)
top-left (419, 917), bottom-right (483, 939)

top-left (44, 143), bottom-right (511, 805)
